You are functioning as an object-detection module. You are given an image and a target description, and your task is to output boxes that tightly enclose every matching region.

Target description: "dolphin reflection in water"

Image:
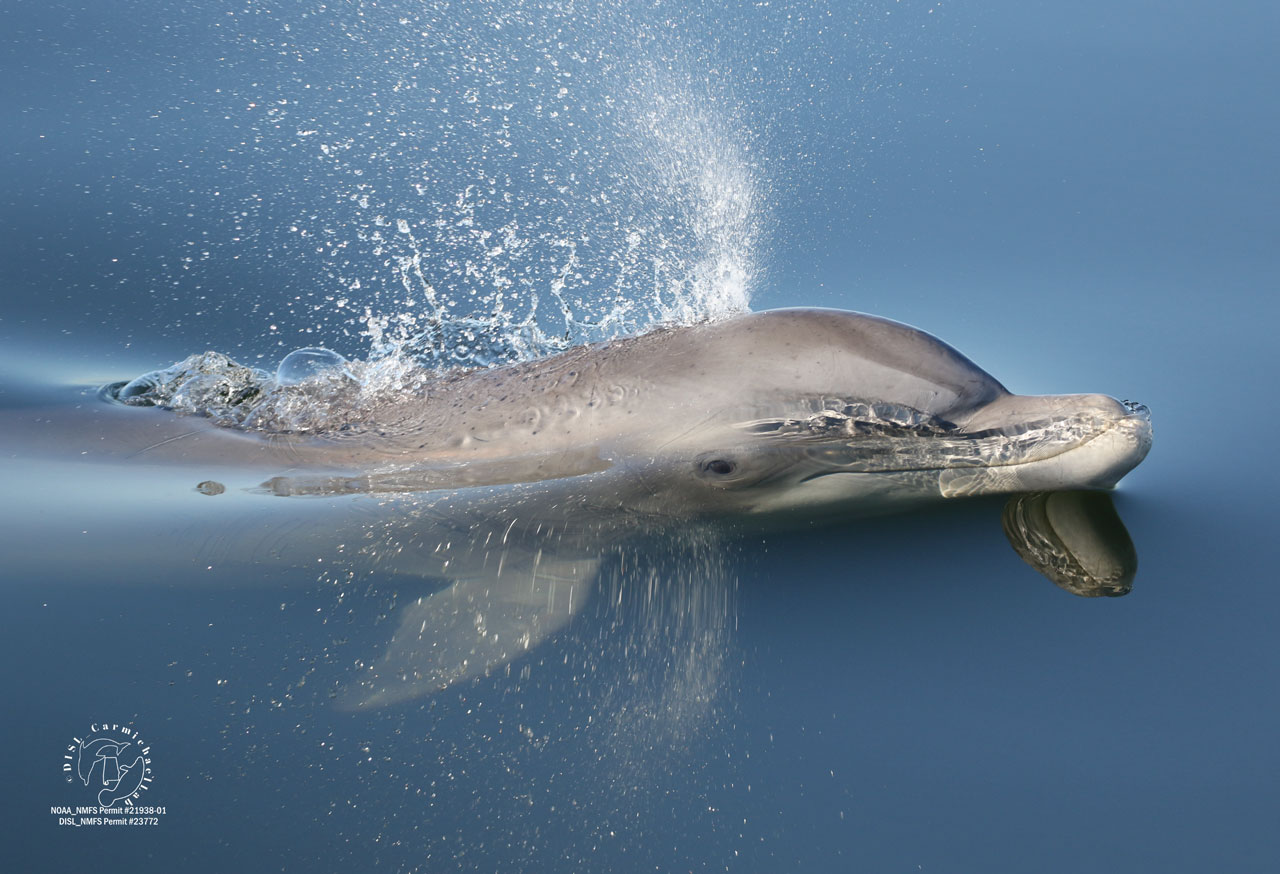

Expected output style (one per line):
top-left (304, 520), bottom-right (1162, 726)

top-left (16, 309), bottom-right (1152, 708)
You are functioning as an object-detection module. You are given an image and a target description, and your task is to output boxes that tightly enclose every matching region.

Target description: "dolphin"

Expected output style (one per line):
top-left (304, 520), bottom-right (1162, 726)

top-left (2, 308), bottom-right (1151, 707)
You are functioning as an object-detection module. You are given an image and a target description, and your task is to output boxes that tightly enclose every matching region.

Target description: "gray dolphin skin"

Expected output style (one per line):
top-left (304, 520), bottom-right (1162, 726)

top-left (6, 308), bottom-right (1152, 707)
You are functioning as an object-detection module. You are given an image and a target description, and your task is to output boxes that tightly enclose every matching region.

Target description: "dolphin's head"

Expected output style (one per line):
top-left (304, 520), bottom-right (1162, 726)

top-left (631, 309), bottom-right (1152, 517)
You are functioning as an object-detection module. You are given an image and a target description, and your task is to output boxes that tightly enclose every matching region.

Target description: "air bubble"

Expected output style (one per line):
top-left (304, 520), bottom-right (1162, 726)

top-left (277, 348), bottom-right (350, 386)
top-left (116, 372), bottom-right (165, 405)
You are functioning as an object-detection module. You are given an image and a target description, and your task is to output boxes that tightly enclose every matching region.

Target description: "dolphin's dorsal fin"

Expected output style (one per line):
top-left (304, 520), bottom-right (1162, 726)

top-left (338, 552), bottom-right (600, 709)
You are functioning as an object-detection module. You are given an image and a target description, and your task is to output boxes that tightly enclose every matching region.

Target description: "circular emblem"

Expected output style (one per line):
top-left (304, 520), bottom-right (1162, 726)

top-left (63, 723), bottom-right (154, 807)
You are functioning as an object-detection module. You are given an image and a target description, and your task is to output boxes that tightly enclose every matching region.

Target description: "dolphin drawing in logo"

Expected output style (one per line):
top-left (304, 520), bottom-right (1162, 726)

top-left (77, 737), bottom-right (129, 788)
top-left (5, 309), bottom-right (1151, 708)
top-left (75, 737), bottom-right (147, 806)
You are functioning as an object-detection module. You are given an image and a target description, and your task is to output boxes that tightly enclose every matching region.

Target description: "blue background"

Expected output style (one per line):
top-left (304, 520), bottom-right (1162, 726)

top-left (2, 1), bottom-right (1278, 871)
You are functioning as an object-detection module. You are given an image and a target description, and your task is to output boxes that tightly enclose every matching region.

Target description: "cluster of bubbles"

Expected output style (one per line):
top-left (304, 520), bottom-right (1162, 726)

top-left (111, 347), bottom-right (379, 432)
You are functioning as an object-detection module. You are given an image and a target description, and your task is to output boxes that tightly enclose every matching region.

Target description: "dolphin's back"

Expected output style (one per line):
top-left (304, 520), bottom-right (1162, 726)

top-left (750, 308), bottom-right (1008, 406)
top-left (585, 308), bottom-right (1008, 421)
top-left (1, 309), bottom-right (1010, 470)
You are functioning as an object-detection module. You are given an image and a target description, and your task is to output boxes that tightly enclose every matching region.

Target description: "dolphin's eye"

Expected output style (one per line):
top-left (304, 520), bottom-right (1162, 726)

top-left (703, 458), bottom-right (735, 476)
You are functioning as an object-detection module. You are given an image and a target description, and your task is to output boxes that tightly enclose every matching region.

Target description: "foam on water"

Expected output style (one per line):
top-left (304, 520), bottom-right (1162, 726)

top-left (110, 347), bottom-right (434, 434)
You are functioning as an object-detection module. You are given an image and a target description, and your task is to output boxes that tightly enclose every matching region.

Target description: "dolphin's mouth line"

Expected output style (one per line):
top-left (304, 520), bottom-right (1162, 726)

top-left (786, 411), bottom-right (1150, 481)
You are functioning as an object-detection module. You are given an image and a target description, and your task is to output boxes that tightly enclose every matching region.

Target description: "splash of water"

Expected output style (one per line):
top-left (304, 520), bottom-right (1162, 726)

top-left (109, 347), bottom-right (438, 434)
top-left (180, 1), bottom-right (777, 372)
top-left (333, 6), bottom-right (766, 370)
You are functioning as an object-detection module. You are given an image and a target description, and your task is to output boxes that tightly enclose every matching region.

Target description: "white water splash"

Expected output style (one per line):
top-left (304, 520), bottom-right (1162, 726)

top-left (617, 74), bottom-right (761, 324)
top-left (200, 1), bottom-right (773, 371)
top-left (104, 1), bottom-right (935, 369)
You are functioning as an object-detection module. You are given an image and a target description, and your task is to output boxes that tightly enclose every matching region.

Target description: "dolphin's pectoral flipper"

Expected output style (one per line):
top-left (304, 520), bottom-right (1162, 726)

top-left (338, 553), bottom-right (600, 710)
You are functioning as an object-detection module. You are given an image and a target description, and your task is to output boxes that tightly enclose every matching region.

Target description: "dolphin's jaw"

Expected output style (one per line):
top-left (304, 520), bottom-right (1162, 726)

top-left (717, 392), bottom-right (1153, 513)
top-left (939, 402), bottom-right (1152, 497)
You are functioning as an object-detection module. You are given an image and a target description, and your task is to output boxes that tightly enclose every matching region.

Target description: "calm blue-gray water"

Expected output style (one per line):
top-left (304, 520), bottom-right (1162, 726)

top-left (3, 1), bottom-right (1278, 871)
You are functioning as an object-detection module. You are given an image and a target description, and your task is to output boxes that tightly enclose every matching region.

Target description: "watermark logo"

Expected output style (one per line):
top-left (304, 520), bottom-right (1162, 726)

top-left (52, 723), bottom-right (165, 827)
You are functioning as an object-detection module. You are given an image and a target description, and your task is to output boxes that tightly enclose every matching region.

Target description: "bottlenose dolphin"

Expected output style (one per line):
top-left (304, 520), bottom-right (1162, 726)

top-left (3, 308), bottom-right (1152, 707)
